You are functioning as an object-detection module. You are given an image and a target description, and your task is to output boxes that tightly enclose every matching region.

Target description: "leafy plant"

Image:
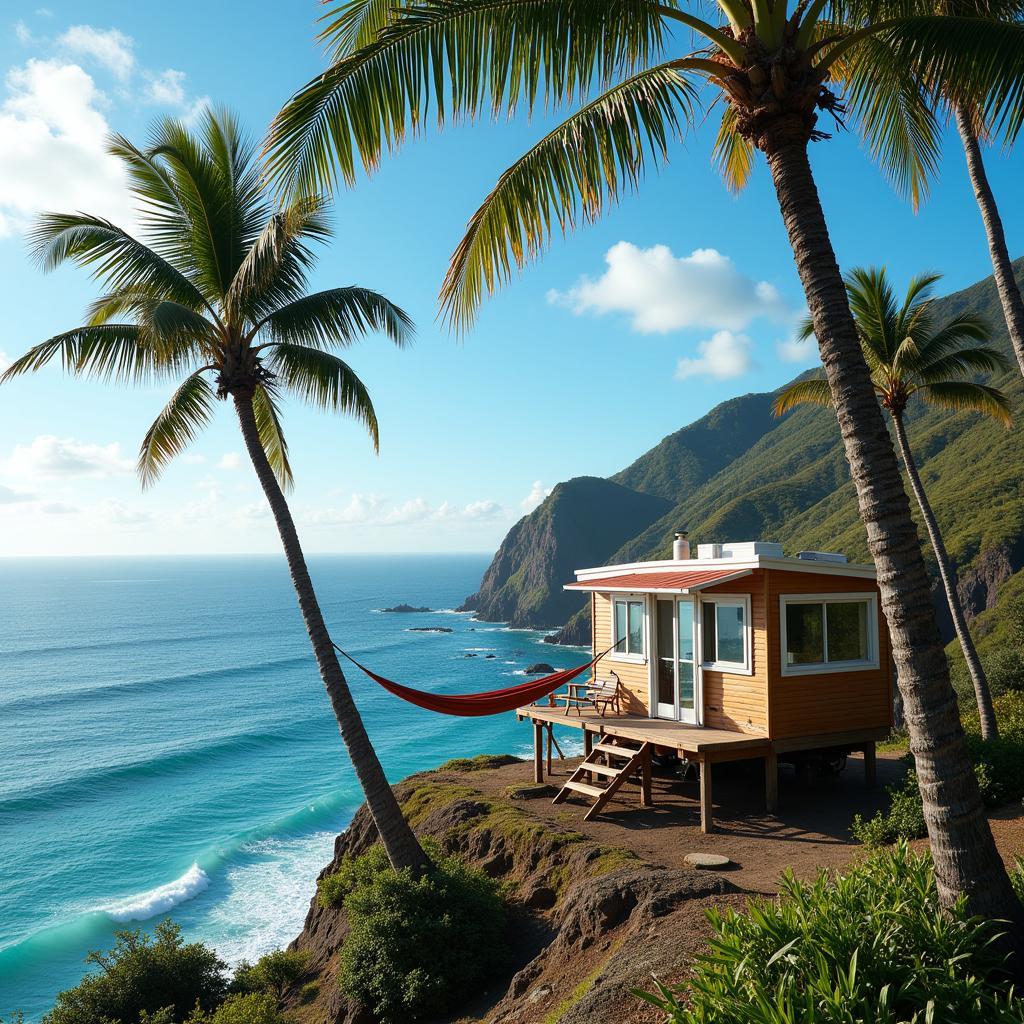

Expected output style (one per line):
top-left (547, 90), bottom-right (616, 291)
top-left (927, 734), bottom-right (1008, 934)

top-left (186, 993), bottom-right (287, 1024)
top-left (851, 770), bottom-right (927, 846)
top-left (638, 843), bottom-right (1022, 1023)
top-left (321, 844), bottom-right (507, 1023)
top-left (231, 950), bottom-right (309, 1002)
top-left (853, 692), bottom-right (1024, 846)
top-left (43, 920), bottom-right (227, 1024)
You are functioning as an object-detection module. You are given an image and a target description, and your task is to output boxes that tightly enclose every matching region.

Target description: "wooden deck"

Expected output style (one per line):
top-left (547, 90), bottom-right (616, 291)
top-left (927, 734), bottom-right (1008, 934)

top-left (516, 703), bottom-right (885, 833)
top-left (518, 704), bottom-right (770, 757)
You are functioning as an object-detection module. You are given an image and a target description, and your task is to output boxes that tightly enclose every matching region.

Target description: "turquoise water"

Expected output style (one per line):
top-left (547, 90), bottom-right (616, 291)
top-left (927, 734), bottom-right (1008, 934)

top-left (0, 555), bottom-right (586, 1020)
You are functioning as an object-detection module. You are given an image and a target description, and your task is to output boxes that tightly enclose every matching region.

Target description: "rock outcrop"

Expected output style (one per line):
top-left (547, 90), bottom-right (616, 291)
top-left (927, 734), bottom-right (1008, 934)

top-left (284, 760), bottom-right (740, 1024)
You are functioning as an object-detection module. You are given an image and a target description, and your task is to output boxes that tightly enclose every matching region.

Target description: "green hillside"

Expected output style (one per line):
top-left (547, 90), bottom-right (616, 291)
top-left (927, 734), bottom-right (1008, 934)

top-left (468, 261), bottom-right (1024, 651)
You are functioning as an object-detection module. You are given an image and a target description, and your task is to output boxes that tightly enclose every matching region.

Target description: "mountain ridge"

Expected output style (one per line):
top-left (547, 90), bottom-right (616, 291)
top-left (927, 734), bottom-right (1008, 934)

top-left (464, 260), bottom-right (1024, 653)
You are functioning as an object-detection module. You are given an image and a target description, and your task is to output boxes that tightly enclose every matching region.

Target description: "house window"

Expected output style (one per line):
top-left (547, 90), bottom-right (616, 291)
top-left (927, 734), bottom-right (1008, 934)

top-left (612, 597), bottom-right (645, 659)
top-left (781, 594), bottom-right (878, 675)
top-left (700, 597), bottom-right (751, 673)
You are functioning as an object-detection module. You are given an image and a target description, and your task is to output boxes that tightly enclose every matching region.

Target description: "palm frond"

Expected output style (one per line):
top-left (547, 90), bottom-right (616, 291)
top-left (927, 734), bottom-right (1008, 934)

top-left (259, 286), bottom-right (414, 349)
top-left (319, 0), bottom-right (407, 55)
top-left (918, 345), bottom-right (1011, 382)
top-left (879, 16), bottom-right (1024, 143)
top-left (0, 325), bottom-right (180, 385)
top-left (772, 377), bottom-right (834, 417)
top-left (831, 33), bottom-right (941, 210)
top-left (265, 0), bottom-right (671, 193)
top-left (913, 309), bottom-right (993, 362)
top-left (146, 110), bottom-right (267, 300)
top-left (268, 344), bottom-right (380, 450)
top-left (921, 380), bottom-right (1013, 424)
top-left (27, 214), bottom-right (212, 316)
top-left (712, 106), bottom-right (755, 193)
top-left (253, 384), bottom-right (294, 491)
top-left (138, 371), bottom-right (217, 487)
top-left (440, 62), bottom-right (699, 329)
top-left (227, 195), bottom-right (332, 320)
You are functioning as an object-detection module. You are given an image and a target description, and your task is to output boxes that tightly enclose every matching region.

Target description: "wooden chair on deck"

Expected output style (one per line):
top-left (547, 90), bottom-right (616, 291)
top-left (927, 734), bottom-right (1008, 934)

top-left (586, 671), bottom-right (624, 717)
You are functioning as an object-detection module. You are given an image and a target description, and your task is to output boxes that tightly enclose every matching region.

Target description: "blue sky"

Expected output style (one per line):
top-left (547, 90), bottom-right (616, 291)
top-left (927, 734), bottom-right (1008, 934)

top-left (0, 1), bottom-right (1021, 557)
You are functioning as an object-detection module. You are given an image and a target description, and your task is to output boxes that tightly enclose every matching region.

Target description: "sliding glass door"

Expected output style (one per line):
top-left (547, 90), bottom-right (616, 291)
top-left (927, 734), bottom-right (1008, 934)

top-left (654, 597), bottom-right (698, 724)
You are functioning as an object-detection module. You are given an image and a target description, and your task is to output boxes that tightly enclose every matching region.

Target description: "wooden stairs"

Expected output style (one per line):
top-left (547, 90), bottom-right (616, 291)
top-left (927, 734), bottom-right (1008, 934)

top-left (552, 737), bottom-right (653, 820)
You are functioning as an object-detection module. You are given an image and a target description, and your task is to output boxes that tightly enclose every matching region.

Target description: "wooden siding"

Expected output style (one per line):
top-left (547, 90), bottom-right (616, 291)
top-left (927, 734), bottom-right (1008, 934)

top-left (765, 569), bottom-right (893, 739)
top-left (592, 592), bottom-right (649, 713)
top-left (700, 571), bottom-right (769, 735)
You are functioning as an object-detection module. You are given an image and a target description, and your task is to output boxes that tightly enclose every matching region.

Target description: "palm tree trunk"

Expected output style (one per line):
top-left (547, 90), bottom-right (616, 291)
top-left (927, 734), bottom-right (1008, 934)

top-left (954, 104), bottom-right (1024, 379)
top-left (233, 391), bottom-right (429, 873)
top-left (890, 412), bottom-right (999, 741)
top-left (763, 139), bottom-right (1021, 939)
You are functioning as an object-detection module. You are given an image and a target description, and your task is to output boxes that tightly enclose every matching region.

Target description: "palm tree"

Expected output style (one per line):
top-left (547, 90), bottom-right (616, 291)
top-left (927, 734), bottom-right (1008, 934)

top-left (774, 267), bottom-right (1011, 740)
top-left (1, 108), bottom-right (429, 873)
top-left (265, 1), bottom-right (1024, 932)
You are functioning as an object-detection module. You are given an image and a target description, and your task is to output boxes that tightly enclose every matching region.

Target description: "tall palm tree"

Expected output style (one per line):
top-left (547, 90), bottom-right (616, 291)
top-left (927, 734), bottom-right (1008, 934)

top-left (774, 267), bottom-right (1011, 740)
top-left (1, 108), bottom-right (429, 873)
top-left (265, 1), bottom-right (1024, 933)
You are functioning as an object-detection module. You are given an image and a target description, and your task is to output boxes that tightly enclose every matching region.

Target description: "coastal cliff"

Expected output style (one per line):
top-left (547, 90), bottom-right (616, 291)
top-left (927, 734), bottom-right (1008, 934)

top-left (284, 757), bottom-right (740, 1024)
top-left (458, 477), bottom-right (670, 631)
top-left (464, 261), bottom-right (1024, 658)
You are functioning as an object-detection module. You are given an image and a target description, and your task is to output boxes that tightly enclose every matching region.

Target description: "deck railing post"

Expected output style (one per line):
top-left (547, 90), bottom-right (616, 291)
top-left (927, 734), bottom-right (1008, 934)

top-left (863, 742), bottom-right (877, 788)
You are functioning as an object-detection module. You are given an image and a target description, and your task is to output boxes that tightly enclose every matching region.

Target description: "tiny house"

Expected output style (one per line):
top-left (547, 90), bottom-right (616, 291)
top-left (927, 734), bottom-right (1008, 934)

top-left (519, 539), bottom-right (894, 830)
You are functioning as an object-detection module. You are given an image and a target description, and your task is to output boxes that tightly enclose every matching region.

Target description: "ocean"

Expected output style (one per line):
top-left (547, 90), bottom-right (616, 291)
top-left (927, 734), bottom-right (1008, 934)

top-left (0, 555), bottom-right (587, 1020)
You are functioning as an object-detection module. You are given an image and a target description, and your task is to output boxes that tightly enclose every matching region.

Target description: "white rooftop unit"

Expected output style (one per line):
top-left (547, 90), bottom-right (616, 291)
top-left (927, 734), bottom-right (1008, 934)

top-left (696, 541), bottom-right (784, 561)
top-left (797, 550), bottom-right (849, 564)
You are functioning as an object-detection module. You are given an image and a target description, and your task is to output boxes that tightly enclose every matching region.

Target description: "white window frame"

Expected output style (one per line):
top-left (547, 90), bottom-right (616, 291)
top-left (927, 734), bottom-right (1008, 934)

top-left (698, 595), bottom-right (752, 676)
top-left (609, 594), bottom-right (648, 664)
top-left (779, 592), bottom-right (880, 676)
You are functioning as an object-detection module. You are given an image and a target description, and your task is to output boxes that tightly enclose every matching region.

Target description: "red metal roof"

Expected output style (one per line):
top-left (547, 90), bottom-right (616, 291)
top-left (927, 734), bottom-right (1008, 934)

top-left (565, 567), bottom-right (752, 593)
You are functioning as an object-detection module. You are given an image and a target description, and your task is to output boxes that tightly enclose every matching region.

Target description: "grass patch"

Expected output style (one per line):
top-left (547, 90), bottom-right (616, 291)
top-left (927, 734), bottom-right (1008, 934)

top-left (439, 753), bottom-right (522, 772)
top-left (400, 782), bottom-right (479, 827)
top-left (541, 947), bottom-right (620, 1024)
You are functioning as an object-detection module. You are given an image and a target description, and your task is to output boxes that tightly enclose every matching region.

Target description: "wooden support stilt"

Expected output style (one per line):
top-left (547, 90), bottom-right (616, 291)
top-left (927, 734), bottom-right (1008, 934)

top-left (533, 721), bottom-right (544, 783)
top-left (546, 724), bottom-right (553, 777)
top-left (864, 742), bottom-right (877, 789)
top-left (640, 744), bottom-right (652, 807)
top-left (765, 748), bottom-right (778, 815)
top-left (699, 758), bottom-right (713, 834)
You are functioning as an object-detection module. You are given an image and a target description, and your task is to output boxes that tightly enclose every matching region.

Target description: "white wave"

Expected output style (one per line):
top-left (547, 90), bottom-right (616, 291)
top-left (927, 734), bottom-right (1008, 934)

top-left (432, 608), bottom-right (474, 615)
top-left (104, 863), bottom-right (210, 922)
top-left (463, 647), bottom-right (496, 652)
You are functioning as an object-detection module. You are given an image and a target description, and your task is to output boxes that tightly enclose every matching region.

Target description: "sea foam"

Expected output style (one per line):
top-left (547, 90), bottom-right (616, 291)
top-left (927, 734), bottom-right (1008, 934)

top-left (104, 863), bottom-right (210, 922)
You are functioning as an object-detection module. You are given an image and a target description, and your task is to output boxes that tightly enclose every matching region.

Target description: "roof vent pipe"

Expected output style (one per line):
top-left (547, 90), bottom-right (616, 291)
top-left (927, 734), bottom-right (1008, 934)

top-left (673, 531), bottom-right (690, 561)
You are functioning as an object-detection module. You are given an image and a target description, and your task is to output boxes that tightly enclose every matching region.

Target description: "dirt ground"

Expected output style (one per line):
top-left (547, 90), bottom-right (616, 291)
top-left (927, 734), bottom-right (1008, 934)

top-left (465, 747), bottom-right (1024, 892)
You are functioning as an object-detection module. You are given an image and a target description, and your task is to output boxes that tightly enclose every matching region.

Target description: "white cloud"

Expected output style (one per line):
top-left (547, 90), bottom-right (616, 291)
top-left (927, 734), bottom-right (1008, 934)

top-left (143, 68), bottom-right (186, 106)
top-left (180, 453), bottom-right (207, 465)
top-left (37, 8), bottom-right (54, 17)
top-left (0, 58), bottom-right (133, 236)
top-left (58, 25), bottom-right (135, 80)
top-left (301, 494), bottom-right (504, 527)
top-left (675, 330), bottom-right (753, 381)
top-left (15, 20), bottom-right (33, 44)
top-left (5, 435), bottom-right (134, 479)
top-left (549, 242), bottom-right (794, 335)
top-left (217, 452), bottom-right (243, 471)
top-left (777, 335), bottom-right (819, 365)
top-left (0, 483), bottom-right (33, 504)
top-left (98, 498), bottom-right (151, 526)
top-left (520, 480), bottom-right (552, 514)
top-left (39, 500), bottom-right (76, 514)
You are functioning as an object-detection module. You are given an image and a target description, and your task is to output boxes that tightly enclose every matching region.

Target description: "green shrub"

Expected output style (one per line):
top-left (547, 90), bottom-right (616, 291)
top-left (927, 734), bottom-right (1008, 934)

top-left (231, 949), bottom-right (309, 1001)
top-left (186, 993), bottom-right (286, 1024)
top-left (853, 692), bottom-right (1024, 847)
top-left (43, 920), bottom-right (227, 1024)
top-left (850, 769), bottom-right (927, 846)
top-left (323, 845), bottom-right (507, 1023)
top-left (638, 843), bottom-right (1022, 1023)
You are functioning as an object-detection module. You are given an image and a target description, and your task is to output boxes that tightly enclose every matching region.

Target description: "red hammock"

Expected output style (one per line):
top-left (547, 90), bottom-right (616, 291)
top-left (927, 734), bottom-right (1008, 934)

top-left (333, 642), bottom-right (609, 717)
